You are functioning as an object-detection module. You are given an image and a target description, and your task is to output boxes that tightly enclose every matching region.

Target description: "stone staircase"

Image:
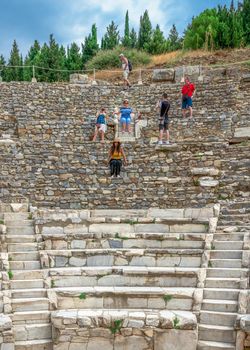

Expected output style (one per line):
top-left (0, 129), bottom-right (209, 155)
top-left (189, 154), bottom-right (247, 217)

top-left (197, 201), bottom-right (250, 350)
top-left (4, 209), bottom-right (52, 350)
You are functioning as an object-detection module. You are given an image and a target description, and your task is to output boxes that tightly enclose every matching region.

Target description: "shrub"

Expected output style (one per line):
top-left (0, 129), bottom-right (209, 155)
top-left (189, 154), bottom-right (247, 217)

top-left (86, 47), bottom-right (151, 70)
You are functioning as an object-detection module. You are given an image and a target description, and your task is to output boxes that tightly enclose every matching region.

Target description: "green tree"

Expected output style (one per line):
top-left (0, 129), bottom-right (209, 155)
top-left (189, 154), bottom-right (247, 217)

top-left (101, 21), bottom-right (120, 50)
top-left (130, 28), bottom-right (137, 48)
top-left (82, 24), bottom-right (99, 64)
top-left (0, 55), bottom-right (6, 81)
top-left (183, 9), bottom-right (219, 50)
top-left (138, 10), bottom-right (152, 50)
top-left (23, 40), bottom-right (41, 81)
top-left (6, 40), bottom-right (23, 81)
top-left (242, 0), bottom-right (250, 44)
top-left (147, 24), bottom-right (166, 54)
top-left (35, 34), bottom-right (67, 82)
top-left (66, 42), bottom-right (82, 71)
top-left (122, 10), bottom-right (131, 47)
top-left (168, 24), bottom-right (181, 51)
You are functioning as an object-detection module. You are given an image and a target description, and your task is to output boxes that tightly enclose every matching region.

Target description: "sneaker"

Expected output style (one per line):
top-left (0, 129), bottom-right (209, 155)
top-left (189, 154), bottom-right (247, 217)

top-left (158, 141), bottom-right (163, 145)
top-left (117, 175), bottom-right (121, 178)
top-left (165, 141), bottom-right (170, 145)
top-left (110, 175), bottom-right (115, 178)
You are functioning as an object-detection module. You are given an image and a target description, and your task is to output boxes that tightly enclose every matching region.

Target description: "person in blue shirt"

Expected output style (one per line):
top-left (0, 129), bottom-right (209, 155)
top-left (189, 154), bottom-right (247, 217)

top-left (92, 108), bottom-right (107, 142)
top-left (119, 99), bottom-right (134, 133)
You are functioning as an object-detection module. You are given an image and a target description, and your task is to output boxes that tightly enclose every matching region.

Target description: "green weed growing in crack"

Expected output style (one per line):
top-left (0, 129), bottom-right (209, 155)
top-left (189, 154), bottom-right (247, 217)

top-left (109, 319), bottom-right (122, 334)
top-left (28, 213), bottom-right (33, 220)
top-left (173, 316), bottom-right (180, 329)
top-left (163, 294), bottom-right (173, 304)
top-left (79, 292), bottom-right (87, 300)
top-left (8, 270), bottom-right (14, 279)
top-left (114, 233), bottom-right (129, 240)
top-left (51, 280), bottom-right (55, 288)
top-left (208, 261), bottom-right (212, 268)
top-left (124, 219), bottom-right (138, 225)
top-left (211, 243), bottom-right (215, 250)
top-left (0, 219), bottom-right (4, 225)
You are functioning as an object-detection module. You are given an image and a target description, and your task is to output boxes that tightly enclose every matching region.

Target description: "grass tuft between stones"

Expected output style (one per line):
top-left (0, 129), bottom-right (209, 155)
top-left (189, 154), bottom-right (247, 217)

top-left (163, 294), bottom-right (173, 303)
top-left (79, 292), bottom-right (87, 300)
top-left (109, 319), bottom-right (122, 334)
top-left (8, 270), bottom-right (14, 279)
top-left (173, 316), bottom-right (180, 329)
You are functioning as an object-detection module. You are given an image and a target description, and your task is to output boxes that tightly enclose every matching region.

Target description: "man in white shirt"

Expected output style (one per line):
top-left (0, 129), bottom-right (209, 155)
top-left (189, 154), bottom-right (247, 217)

top-left (119, 53), bottom-right (131, 88)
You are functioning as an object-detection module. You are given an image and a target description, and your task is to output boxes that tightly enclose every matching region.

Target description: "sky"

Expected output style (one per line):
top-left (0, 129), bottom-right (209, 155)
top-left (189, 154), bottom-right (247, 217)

top-left (1, 0), bottom-right (231, 59)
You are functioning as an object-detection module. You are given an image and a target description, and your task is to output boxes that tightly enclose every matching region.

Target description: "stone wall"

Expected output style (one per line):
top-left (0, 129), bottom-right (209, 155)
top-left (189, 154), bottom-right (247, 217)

top-left (0, 138), bottom-right (249, 208)
top-left (52, 309), bottom-right (198, 350)
top-left (0, 314), bottom-right (14, 350)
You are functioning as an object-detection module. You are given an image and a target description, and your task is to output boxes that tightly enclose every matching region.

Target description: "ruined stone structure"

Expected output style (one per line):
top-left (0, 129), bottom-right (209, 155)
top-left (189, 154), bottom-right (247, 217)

top-left (0, 67), bottom-right (249, 350)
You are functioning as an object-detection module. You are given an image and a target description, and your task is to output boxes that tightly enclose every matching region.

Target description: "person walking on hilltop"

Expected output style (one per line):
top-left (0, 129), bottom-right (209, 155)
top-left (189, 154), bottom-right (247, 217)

top-left (156, 93), bottom-right (171, 145)
top-left (119, 53), bottom-right (131, 88)
top-left (92, 108), bottom-right (108, 143)
top-left (108, 138), bottom-right (127, 178)
top-left (181, 77), bottom-right (195, 118)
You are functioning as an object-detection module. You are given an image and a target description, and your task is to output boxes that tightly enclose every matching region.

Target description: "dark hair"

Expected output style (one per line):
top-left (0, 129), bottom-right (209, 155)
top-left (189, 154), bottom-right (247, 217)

top-left (111, 142), bottom-right (121, 155)
top-left (162, 93), bottom-right (168, 99)
top-left (101, 107), bottom-right (106, 112)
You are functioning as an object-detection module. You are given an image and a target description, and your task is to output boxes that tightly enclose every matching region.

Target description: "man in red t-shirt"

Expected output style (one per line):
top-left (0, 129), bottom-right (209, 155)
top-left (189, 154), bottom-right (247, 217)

top-left (181, 77), bottom-right (195, 118)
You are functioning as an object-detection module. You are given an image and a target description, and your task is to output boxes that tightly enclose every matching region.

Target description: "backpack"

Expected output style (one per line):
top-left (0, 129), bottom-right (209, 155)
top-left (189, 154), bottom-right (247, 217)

top-left (128, 60), bottom-right (132, 72)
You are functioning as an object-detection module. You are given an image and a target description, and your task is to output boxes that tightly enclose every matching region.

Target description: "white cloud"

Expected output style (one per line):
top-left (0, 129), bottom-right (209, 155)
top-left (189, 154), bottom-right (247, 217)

top-left (59, 0), bottom-right (180, 46)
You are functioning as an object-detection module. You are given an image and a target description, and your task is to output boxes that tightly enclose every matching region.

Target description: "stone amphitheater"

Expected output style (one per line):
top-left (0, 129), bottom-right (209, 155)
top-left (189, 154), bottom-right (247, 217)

top-left (0, 65), bottom-right (249, 350)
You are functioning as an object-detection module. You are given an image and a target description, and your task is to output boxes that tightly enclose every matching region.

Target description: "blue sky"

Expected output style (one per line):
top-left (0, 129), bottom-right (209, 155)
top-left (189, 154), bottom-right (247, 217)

top-left (1, 0), bottom-right (231, 59)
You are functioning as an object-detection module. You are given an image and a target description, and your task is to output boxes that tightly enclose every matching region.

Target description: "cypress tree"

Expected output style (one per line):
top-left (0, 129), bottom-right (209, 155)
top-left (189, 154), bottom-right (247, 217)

top-left (66, 42), bottom-right (82, 71)
top-left (138, 10), bottom-right (152, 50)
top-left (130, 28), bottom-right (137, 48)
top-left (168, 24), bottom-right (181, 51)
top-left (147, 25), bottom-right (166, 54)
top-left (6, 40), bottom-right (23, 81)
top-left (82, 24), bottom-right (99, 64)
top-left (101, 21), bottom-right (120, 50)
top-left (23, 40), bottom-right (41, 81)
top-left (122, 10), bottom-right (131, 47)
top-left (242, 0), bottom-right (250, 43)
top-left (0, 55), bottom-right (6, 81)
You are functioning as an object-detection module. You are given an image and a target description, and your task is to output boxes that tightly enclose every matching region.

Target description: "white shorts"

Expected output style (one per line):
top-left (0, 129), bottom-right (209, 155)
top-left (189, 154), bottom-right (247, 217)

top-left (97, 124), bottom-right (106, 133)
top-left (123, 69), bottom-right (129, 79)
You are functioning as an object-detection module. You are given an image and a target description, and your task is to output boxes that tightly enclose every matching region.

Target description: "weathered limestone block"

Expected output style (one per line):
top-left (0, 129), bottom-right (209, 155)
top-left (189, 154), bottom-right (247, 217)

top-left (152, 69), bottom-right (175, 82)
top-left (191, 168), bottom-right (220, 176)
top-left (234, 127), bottom-right (250, 138)
top-left (154, 329), bottom-right (198, 350)
top-left (199, 177), bottom-right (219, 187)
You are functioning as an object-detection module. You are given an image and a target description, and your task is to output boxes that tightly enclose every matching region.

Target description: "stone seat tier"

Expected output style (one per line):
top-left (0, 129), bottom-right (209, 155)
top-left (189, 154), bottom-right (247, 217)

top-left (48, 266), bottom-right (201, 288)
top-left (52, 286), bottom-right (195, 311)
top-left (15, 339), bottom-right (53, 350)
top-left (43, 248), bottom-right (204, 268)
top-left (197, 340), bottom-right (235, 350)
top-left (42, 231), bottom-right (207, 250)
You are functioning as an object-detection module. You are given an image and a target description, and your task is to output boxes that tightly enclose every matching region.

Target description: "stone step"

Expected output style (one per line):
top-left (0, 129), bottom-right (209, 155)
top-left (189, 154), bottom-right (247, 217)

top-left (210, 251), bottom-right (242, 259)
top-left (10, 279), bottom-right (44, 289)
top-left (203, 288), bottom-right (239, 301)
top-left (226, 201), bottom-right (250, 210)
top-left (220, 214), bottom-right (250, 223)
top-left (200, 309), bottom-right (237, 325)
top-left (202, 299), bottom-right (238, 313)
top-left (12, 298), bottom-right (49, 312)
top-left (12, 311), bottom-right (51, 325)
top-left (213, 233), bottom-right (244, 241)
top-left (4, 219), bottom-right (33, 227)
top-left (6, 235), bottom-right (36, 243)
top-left (15, 339), bottom-right (53, 350)
top-left (14, 323), bottom-right (52, 341)
top-left (46, 248), bottom-right (203, 268)
top-left (50, 266), bottom-right (200, 288)
top-left (54, 286), bottom-right (195, 310)
top-left (10, 270), bottom-right (45, 280)
top-left (4, 213), bottom-right (29, 221)
top-left (205, 278), bottom-right (240, 289)
top-left (213, 241), bottom-right (243, 250)
top-left (198, 324), bottom-right (236, 343)
top-left (8, 242), bottom-right (38, 252)
top-left (207, 268), bottom-right (246, 278)
top-left (197, 340), bottom-right (235, 350)
top-left (209, 259), bottom-right (242, 268)
top-left (12, 288), bottom-right (47, 299)
top-left (7, 226), bottom-right (34, 235)
top-left (9, 260), bottom-right (41, 270)
top-left (9, 251), bottom-right (39, 261)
